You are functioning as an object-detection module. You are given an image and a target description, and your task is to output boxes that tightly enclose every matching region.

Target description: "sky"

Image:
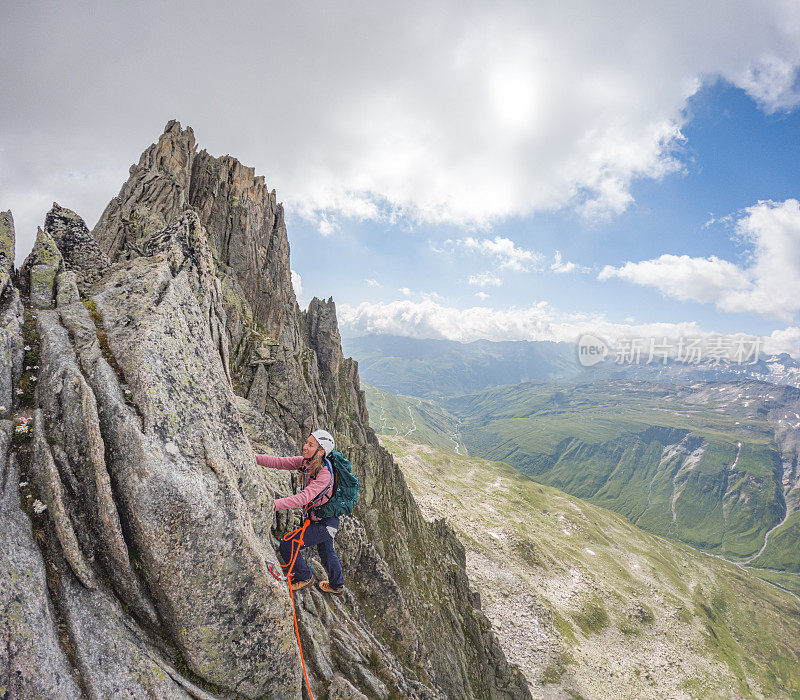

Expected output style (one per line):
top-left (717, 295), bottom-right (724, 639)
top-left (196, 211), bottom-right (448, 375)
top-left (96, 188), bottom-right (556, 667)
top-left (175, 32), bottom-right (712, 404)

top-left (3, 1), bottom-right (800, 356)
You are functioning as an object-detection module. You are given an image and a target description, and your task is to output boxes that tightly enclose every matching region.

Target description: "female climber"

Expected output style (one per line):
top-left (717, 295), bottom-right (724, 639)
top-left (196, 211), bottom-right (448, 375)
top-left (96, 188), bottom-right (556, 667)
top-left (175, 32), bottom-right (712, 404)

top-left (256, 429), bottom-right (346, 596)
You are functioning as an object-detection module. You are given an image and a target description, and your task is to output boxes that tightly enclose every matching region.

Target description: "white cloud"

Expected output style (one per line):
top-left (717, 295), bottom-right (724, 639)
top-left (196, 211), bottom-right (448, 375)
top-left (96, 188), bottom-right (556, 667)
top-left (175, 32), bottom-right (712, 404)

top-left (599, 254), bottom-right (747, 302)
top-left (551, 251), bottom-right (576, 274)
top-left (599, 199), bottom-right (800, 322)
top-left (475, 291), bottom-right (490, 300)
top-left (551, 250), bottom-right (589, 274)
top-left (339, 297), bottom-right (800, 358)
top-left (728, 199), bottom-right (800, 318)
top-left (734, 57), bottom-right (800, 113)
top-left (4, 2), bottom-right (800, 258)
top-left (459, 236), bottom-right (544, 271)
top-left (365, 278), bottom-right (383, 288)
top-left (468, 272), bottom-right (503, 287)
top-left (291, 269), bottom-right (303, 300)
top-left (337, 297), bottom-right (707, 346)
top-left (317, 214), bottom-right (339, 236)
top-left (399, 287), bottom-right (411, 296)
top-left (764, 326), bottom-right (800, 356)
top-left (703, 212), bottom-right (734, 229)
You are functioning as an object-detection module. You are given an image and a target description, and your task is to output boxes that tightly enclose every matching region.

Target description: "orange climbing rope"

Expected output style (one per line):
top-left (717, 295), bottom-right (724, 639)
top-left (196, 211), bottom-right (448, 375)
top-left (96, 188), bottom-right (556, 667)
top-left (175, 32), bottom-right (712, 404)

top-left (279, 518), bottom-right (315, 700)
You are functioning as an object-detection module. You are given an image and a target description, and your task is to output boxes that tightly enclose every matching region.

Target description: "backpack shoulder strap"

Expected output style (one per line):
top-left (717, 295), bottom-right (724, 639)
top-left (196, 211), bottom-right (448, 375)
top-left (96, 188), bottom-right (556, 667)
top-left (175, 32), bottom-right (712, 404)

top-left (306, 459), bottom-right (334, 510)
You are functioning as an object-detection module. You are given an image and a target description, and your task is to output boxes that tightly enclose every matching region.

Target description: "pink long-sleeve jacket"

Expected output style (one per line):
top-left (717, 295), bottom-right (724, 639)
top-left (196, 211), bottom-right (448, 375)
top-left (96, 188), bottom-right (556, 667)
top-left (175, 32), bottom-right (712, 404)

top-left (255, 453), bottom-right (334, 521)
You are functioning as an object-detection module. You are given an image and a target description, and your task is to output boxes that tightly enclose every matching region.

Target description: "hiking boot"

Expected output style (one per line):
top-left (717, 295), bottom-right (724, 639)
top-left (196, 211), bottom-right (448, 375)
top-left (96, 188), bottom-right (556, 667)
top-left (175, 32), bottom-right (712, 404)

top-left (289, 576), bottom-right (315, 591)
top-left (317, 580), bottom-right (345, 596)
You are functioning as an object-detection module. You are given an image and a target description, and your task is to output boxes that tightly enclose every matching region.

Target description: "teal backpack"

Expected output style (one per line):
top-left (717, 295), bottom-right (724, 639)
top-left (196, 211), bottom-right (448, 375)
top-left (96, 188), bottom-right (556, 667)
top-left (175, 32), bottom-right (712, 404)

top-left (309, 450), bottom-right (360, 519)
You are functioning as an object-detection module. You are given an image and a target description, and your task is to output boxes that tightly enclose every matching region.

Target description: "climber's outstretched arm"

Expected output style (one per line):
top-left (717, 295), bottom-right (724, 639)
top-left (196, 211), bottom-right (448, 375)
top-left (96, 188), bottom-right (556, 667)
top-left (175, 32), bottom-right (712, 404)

top-left (255, 454), bottom-right (304, 470)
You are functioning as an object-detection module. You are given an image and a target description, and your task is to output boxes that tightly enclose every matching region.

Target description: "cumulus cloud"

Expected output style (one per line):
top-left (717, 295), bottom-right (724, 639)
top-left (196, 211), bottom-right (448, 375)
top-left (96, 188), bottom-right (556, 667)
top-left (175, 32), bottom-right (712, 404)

top-left (337, 297), bottom-right (712, 346)
top-left (398, 287), bottom-right (411, 296)
top-left (599, 199), bottom-right (800, 322)
top-left (551, 251), bottom-right (576, 274)
top-left (475, 291), bottom-right (490, 300)
top-left (468, 272), bottom-right (503, 287)
top-left (598, 254), bottom-right (747, 301)
top-left (459, 236), bottom-right (544, 271)
top-left (338, 297), bottom-right (800, 358)
top-left (764, 326), bottom-right (800, 356)
top-left (317, 214), bottom-right (339, 237)
top-left (551, 250), bottom-right (589, 274)
top-left (340, 299), bottom-right (557, 342)
top-left (735, 57), bottom-right (800, 113)
top-left (4, 2), bottom-right (800, 260)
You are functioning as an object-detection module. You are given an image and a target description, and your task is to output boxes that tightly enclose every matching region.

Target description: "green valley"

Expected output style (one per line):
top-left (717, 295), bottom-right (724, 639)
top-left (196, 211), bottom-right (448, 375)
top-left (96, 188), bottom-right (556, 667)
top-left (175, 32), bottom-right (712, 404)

top-left (362, 382), bottom-right (467, 453)
top-left (363, 373), bottom-right (800, 571)
top-left (440, 380), bottom-right (799, 568)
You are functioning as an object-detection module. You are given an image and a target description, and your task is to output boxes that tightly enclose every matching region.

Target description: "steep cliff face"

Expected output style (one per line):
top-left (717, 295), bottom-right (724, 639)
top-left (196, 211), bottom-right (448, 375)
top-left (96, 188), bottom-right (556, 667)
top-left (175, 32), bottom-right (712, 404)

top-left (0, 123), bottom-right (530, 699)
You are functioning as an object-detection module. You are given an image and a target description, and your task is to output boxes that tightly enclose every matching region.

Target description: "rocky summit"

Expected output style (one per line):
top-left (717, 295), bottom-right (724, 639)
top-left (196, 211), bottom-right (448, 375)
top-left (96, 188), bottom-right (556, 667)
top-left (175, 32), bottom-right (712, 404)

top-left (0, 122), bottom-right (530, 699)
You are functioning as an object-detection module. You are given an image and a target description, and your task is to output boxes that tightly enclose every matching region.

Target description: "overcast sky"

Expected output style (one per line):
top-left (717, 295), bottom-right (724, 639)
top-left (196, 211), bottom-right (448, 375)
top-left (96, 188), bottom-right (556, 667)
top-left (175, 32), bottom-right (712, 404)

top-left (3, 1), bottom-right (800, 355)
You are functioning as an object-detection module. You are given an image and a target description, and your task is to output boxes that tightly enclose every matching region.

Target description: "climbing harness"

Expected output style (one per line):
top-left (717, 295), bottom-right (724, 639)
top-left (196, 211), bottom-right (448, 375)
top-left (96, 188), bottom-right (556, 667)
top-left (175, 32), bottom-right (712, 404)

top-left (270, 518), bottom-right (315, 700)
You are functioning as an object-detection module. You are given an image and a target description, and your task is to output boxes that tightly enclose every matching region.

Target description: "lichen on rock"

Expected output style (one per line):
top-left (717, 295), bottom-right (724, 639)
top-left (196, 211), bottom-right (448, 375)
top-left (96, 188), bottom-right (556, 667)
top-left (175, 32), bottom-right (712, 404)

top-left (0, 210), bottom-right (15, 303)
top-left (44, 203), bottom-right (111, 292)
top-left (18, 224), bottom-right (63, 310)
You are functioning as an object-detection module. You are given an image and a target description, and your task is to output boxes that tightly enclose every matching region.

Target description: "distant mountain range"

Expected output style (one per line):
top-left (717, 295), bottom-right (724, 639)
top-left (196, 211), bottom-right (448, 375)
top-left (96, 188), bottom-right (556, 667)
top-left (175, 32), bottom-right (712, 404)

top-left (343, 334), bottom-right (800, 396)
top-left (352, 335), bottom-right (800, 573)
top-left (594, 351), bottom-right (800, 387)
top-left (342, 335), bottom-right (584, 397)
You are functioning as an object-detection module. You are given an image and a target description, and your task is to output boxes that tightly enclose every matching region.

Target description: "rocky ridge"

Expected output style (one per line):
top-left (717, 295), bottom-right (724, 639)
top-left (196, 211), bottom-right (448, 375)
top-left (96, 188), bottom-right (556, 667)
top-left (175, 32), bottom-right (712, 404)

top-left (0, 123), bottom-right (530, 699)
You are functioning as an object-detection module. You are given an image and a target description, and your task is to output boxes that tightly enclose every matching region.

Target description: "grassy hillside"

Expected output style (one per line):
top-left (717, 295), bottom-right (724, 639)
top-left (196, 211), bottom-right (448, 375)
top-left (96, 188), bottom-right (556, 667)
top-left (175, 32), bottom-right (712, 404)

top-left (750, 567), bottom-right (800, 596)
top-left (383, 436), bottom-right (800, 699)
top-left (444, 380), bottom-right (793, 563)
top-left (750, 509), bottom-right (800, 572)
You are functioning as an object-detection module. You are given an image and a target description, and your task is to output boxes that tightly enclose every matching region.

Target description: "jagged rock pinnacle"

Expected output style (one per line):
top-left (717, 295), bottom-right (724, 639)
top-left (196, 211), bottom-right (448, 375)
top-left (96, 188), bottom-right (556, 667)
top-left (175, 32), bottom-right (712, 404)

top-left (92, 120), bottom-right (298, 349)
top-left (0, 210), bottom-right (15, 301)
top-left (44, 203), bottom-right (111, 292)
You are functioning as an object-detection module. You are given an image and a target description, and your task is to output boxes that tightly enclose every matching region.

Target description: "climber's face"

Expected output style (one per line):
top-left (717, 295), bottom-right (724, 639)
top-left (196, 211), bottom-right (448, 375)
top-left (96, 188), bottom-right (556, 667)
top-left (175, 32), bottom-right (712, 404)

top-left (302, 434), bottom-right (322, 460)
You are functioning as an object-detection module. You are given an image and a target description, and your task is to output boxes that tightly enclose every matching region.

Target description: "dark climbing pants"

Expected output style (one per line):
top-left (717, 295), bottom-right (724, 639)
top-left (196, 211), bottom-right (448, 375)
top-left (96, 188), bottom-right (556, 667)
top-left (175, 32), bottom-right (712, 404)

top-left (279, 516), bottom-right (344, 588)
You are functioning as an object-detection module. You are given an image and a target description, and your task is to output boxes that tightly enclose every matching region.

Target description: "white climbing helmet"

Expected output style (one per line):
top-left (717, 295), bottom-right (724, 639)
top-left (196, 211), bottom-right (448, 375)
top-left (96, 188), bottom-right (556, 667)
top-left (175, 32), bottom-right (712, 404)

top-left (311, 429), bottom-right (335, 456)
